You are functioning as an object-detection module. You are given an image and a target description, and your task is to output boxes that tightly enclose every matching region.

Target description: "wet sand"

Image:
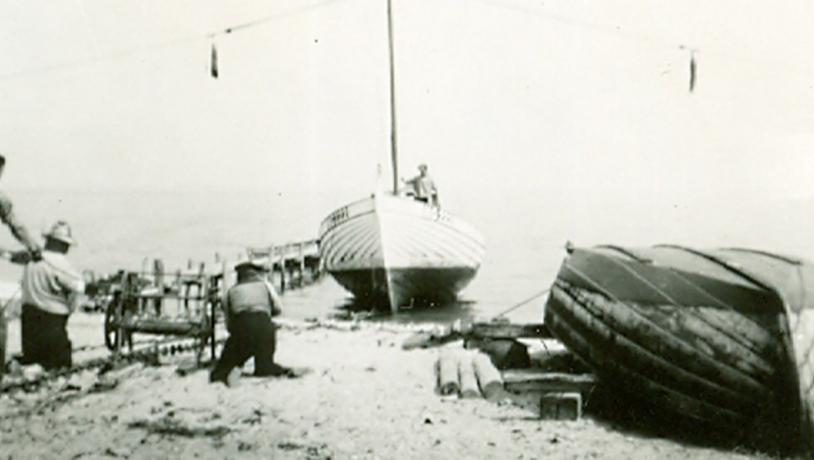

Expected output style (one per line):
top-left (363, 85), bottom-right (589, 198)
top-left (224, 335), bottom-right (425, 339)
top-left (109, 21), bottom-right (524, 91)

top-left (0, 316), bottom-right (781, 460)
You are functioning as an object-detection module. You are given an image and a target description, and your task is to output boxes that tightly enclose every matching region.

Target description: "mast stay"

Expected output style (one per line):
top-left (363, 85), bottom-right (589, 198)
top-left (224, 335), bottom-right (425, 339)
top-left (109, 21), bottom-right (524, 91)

top-left (386, 0), bottom-right (399, 193)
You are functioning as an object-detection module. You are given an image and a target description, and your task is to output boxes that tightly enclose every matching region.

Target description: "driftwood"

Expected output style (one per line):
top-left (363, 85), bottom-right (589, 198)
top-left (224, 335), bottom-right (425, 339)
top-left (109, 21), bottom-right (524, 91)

top-left (458, 352), bottom-right (481, 398)
top-left (436, 351), bottom-right (460, 395)
top-left (473, 352), bottom-right (503, 399)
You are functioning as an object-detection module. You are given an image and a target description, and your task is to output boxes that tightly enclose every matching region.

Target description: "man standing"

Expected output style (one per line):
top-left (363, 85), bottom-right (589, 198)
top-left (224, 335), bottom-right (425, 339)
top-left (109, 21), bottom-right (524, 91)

top-left (404, 163), bottom-right (440, 207)
top-left (0, 155), bottom-right (41, 257)
top-left (14, 221), bottom-right (83, 370)
top-left (210, 260), bottom-right (290, 386)
top-left (0, 154), bottom-right (40, 378)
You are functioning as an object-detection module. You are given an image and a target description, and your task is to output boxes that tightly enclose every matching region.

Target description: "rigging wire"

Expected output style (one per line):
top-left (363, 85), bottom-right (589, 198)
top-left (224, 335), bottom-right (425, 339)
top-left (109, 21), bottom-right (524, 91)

top-left (3, 0), bottom-right (814, 94)
top-left (0, 0), bottom-right (346, 82)
top-left (467, 0), bottom-right (814, 94)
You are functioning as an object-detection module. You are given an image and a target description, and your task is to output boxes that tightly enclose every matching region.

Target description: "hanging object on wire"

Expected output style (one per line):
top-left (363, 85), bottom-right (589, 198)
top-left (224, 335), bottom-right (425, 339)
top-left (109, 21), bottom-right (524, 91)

top-left (210, 39), bottom-right (219, 79)
top-left (689, 50), bottom-right (697, 93)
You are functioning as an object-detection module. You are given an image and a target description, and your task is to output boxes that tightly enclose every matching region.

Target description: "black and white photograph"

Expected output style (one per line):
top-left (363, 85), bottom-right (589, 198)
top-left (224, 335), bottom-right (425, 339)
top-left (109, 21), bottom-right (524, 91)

top-left (0, 1), bottom-right (813, 458)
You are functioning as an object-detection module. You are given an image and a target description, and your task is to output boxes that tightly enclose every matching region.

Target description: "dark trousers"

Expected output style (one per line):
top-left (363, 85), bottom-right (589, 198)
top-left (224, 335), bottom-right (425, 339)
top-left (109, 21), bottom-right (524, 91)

top-left (21, 303), bottom-right (72, 370)
top-left (210, 312), bottom-right (286, 383)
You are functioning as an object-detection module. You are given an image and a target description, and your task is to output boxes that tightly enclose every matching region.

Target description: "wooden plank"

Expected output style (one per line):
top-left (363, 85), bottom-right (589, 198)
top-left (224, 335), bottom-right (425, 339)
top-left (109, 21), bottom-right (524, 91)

top-left (468, 322), bottom-right (552, 340)
top-left (502, 370), bottom-right (596, 395)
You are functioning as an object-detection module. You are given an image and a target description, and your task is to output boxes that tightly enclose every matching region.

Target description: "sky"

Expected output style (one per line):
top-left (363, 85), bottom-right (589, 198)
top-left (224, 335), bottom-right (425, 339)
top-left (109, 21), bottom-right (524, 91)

top-left (0, 0), bottom-right (813, 211)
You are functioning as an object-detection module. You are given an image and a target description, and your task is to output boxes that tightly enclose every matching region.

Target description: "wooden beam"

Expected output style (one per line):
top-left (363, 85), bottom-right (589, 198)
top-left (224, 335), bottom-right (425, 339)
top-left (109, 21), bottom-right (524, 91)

top-left (468, 322), bottom-right (552, 340)
top-left (502, 370), bottom-right (596, 395)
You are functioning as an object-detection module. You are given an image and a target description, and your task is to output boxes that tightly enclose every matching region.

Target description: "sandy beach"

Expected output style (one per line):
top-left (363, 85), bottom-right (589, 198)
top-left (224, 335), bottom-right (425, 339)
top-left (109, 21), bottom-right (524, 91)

top-left (0, 317), bottom-right (779, 460)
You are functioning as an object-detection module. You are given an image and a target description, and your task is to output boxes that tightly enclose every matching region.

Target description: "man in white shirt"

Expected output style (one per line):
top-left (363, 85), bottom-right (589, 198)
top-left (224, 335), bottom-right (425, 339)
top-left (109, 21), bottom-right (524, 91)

top-left (14, 221), bottom-right (83, 370)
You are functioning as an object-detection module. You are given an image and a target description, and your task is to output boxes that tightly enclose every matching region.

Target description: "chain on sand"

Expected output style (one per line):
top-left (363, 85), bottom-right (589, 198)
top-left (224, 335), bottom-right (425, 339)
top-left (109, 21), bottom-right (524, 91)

top-left (0, 336), bottom-right (226, 394)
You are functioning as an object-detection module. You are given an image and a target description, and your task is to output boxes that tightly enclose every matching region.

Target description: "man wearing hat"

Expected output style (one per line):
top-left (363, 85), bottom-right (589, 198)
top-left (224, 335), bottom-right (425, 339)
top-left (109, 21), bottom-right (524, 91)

top-left (403, 163), bottom-right (439, 207)
top-left (13, 221), bottom-right (83, 370)
top-left (210, 260), bottom-right (289, 385)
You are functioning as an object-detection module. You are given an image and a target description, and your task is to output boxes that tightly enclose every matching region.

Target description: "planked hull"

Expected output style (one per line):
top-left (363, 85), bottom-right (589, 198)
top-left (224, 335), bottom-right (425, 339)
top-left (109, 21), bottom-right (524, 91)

top-left (319, 193), bottom-right (484, 311)
top-left (544, 245), bottom-right (814, 454)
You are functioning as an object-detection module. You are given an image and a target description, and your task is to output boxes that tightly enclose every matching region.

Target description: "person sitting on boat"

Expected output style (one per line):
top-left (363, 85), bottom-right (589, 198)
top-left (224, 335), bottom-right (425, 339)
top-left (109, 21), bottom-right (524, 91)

top-left (210, 260), bottom-right (291, 386)
top-left (404, 163), bottom-right (439, 207)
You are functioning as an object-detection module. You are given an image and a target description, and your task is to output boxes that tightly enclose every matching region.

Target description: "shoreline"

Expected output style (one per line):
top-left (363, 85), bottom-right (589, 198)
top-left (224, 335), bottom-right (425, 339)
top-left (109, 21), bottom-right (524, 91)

top-left (0, 319), bottom-right (771, 459)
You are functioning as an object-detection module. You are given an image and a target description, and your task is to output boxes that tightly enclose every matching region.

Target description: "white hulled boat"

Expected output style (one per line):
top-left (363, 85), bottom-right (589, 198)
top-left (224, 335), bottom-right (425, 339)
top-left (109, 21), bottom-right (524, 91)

top-left (319, 192), bottom-right (485, 312)
top-left (317, 0), bottom-right (485, 312)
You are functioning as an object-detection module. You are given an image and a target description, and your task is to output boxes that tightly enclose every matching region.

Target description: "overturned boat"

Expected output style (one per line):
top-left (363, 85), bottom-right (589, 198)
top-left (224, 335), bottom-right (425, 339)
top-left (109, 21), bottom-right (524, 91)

top-left (544, 244), bottom-right (814, 454)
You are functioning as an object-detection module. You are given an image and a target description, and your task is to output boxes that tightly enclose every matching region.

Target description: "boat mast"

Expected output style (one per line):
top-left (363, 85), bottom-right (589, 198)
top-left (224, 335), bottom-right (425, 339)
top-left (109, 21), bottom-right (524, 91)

top-left (386, 0), bottom-right (399, 194)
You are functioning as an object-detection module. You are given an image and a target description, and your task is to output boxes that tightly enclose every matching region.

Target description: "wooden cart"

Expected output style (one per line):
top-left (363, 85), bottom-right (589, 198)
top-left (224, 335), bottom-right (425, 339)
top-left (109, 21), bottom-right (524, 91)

top-left (103, 265), bottom-right (224, 364)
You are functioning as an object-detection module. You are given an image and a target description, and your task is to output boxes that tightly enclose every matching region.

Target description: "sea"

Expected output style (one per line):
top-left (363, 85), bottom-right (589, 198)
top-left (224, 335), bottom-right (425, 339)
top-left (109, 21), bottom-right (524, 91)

top-left (0, 185), bottom-right (812, 327)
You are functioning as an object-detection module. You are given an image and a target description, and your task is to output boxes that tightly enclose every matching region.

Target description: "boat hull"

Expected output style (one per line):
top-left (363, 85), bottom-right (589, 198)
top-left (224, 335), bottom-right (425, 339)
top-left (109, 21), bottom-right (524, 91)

top-left (330, 266), bottom-right (478, 308)
top-left (544, 245), bottom-right (814, 454)
top-left (319, 194), bottom-right (485, 311)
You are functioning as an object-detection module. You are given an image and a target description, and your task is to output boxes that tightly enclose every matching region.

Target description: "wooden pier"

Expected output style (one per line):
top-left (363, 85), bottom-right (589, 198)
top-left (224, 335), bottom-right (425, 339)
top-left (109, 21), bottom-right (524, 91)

top-left (247, 239), bottom-right (321, 292)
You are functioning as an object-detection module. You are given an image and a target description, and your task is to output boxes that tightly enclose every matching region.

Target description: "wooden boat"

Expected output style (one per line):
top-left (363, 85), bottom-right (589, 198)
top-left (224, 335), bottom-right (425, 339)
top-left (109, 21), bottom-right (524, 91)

top-left (543, 244), bottom-right (814, 454)
top-left (319, 192), bottom-right (485, 312)
top-left (317, 0), bottom-right (485, 312)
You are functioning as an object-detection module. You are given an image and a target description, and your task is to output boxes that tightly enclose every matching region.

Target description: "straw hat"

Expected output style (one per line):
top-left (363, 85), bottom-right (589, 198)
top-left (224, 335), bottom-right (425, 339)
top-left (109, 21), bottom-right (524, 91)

top-left (43, 220), bottom-right (76, 245)
top-left (234, 260), bottom-right (267, 273)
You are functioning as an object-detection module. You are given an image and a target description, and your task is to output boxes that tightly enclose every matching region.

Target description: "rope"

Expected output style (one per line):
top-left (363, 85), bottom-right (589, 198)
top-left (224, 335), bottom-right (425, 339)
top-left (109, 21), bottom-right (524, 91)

top-left (494, 287), bottom-right (550, 319)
